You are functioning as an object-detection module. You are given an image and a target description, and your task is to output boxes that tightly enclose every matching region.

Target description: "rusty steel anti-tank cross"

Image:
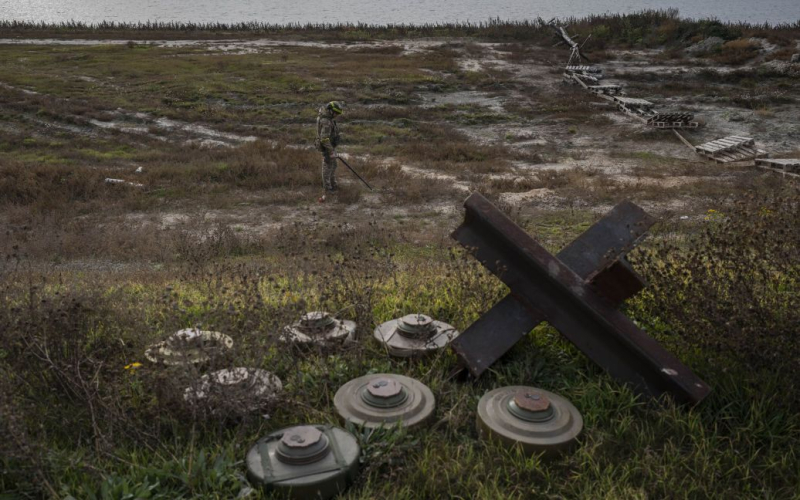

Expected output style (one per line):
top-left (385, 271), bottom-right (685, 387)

top-left (451, 193), bottom-right (711, 406)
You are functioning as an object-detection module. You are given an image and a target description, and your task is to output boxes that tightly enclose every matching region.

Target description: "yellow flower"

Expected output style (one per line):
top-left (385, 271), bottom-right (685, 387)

top-left (124, 362), bottom-right (143, 371)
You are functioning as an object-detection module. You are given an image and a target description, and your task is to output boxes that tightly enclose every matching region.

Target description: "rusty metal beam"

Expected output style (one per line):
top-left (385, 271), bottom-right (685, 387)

top-left (450, 294), bottom-right (543, 377)
top-left (451, 199), bottom-right (655, 378)
top-left (588, 258), bottom-right (646, 309)
top-left (452, 193), bottom-right (710, 405)
top-left (556, 200), bottom-right (655, 279)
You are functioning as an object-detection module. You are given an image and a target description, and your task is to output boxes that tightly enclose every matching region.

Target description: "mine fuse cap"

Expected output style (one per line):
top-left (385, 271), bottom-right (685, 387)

top-left (334, 373), bottom-right (436, 429)
top-left (477, 386), bottom-right (583, 456)
top-left (246, 424), bottom-right (360, 500)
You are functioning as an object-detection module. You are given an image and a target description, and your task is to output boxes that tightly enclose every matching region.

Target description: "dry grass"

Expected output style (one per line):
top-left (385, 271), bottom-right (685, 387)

top-left (710, 39), bottom-right (762, 65)
top-left (2, 203), bottom-right (799, 498)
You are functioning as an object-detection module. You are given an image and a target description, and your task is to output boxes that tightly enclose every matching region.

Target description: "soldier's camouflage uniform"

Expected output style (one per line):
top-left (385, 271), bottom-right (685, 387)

top-left (316, 105), bottom-right (341, 192)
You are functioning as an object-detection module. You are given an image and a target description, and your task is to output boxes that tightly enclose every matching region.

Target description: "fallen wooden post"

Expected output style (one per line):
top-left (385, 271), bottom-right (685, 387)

top-left (673, 129), bottom-right (696, 151)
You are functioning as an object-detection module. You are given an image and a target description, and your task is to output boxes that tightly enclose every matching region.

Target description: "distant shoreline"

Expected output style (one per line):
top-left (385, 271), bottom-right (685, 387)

top-left (1, 10), bottom-right (799, 48)
top-left (2, 1), bottom-right (800, 27)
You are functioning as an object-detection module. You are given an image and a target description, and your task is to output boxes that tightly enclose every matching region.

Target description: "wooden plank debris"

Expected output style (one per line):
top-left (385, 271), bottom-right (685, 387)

top-left (569, 72), bottom-right (601, 83)
top-left (566, 72), bottom-right (590, 89)
top-left (696, 136), bottom-right (753, 153)
top-left (614, 96), bottom-right (654, 108)
top-left (565, 65), bottom-right (603, 74)
top-left (646, 113), bottom-right (698, 129)
top-left (613, 96), bottom-right (656, 122)
top-left (673, 130), bottom-right (696, 150)
top-left (695, 136), bottom-right (766, 163)
top-left (564, 65), bottom-right (604, 85)
top-left (588, 84), bottom-right (623, 96)
top-left (755, 158), bottom-right (800, 178)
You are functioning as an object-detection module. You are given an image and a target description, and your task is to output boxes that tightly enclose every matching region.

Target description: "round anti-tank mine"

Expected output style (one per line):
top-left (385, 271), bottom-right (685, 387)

top-left (144, 328), bottom-right (233, 367)
top-left (334, 373), bottom-right (435, 429)
top-left (281, 311), bottom-right (356, 344)
top-left (246, 424), bottom-right (360, 500)
top-left (373, 314), bottom-right (459, 357)
top-left (183, 367), bottom-right (282, 415)
top-left (477, 386), bottom-right (583, 456)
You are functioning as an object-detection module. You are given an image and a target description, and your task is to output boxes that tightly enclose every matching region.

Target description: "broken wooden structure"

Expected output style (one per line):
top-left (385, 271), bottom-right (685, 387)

top-left (566, 72), bottom-right (696, 130)
top-left (587, 84), bottom-right (624, 97)
top-left (695, 136), bottom-right (766, 163)
top-left (450, 193), bottom-right (711, 406)
top-left (552, 24), bottom-right (591, 66)
top-left (565, 65), bottom-right (603, 76)
top-left (554, 25), bottom-right (794, 176)
top-left (646, 113), bottom-right (698, 129)
top-left (755, 158), bottom-right (800, 178)
top-left (565, 72), bottom-right (602, 85)
top-left (614, 96), bottom-right (654, 116)
top-left (611, 98), bottom-right (697, 130)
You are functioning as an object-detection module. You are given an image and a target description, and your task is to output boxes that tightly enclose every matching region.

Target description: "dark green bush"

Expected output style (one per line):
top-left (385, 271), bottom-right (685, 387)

top-left (699, 20), bottom-right (744, 41)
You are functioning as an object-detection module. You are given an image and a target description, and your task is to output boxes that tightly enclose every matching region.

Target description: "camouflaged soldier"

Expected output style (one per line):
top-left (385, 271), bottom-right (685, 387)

top-left (315, 101), bottom-right (343, 196)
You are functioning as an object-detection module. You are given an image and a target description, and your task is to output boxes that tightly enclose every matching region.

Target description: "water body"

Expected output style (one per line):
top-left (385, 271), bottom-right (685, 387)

top-left (1, 0), bottom-right (798, 26)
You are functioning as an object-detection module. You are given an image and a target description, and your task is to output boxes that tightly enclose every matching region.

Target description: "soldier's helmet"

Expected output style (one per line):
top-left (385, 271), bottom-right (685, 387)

top-left (327, 101), bottom-right (344, 115)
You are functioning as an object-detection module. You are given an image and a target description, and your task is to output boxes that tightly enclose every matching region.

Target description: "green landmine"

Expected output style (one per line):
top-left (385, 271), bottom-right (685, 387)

top-left (246, 425), bottom-right (360, 499)
top-left (477, 386), bottom-right (583, 457)
top-left (334, 373), bottom-right (436, 429)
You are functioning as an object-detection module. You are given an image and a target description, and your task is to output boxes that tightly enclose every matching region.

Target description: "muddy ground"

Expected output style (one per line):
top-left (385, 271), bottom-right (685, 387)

top-left (1, 36), bottom-right (798, 266)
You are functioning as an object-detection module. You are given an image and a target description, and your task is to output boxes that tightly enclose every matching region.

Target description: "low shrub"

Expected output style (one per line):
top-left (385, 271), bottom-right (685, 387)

top-left (710, 38), bottom-right (761, 65)
top-left (0, 161), bottom-right (112, 209)
top-left (631, 187), bottom-right (800, 401)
